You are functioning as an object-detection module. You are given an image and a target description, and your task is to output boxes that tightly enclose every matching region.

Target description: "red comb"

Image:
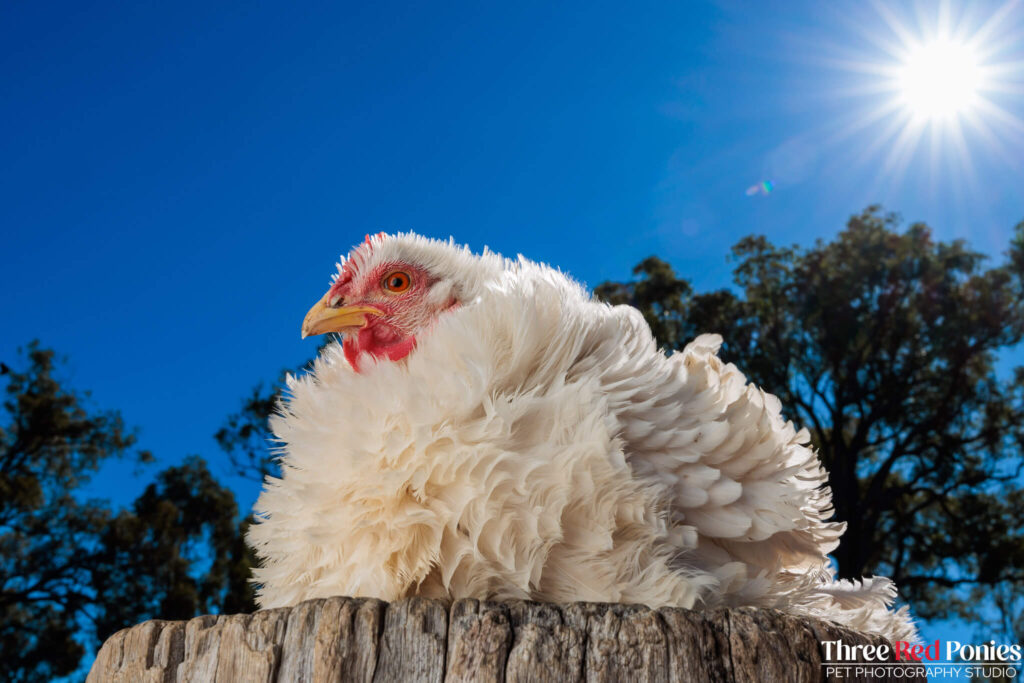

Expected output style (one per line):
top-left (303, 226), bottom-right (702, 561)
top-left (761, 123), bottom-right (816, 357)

top-left (336, 233), bottom-right (388, 285)
top-left (363, 232), bottom-right (387, 247)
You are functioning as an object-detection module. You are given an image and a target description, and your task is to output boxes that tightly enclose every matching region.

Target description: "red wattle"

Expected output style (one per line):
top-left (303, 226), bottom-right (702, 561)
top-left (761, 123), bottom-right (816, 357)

top-left (343, 337), bottom-right (362, 372)
top-left (382, 335), bottom-right (417, 362)
top-left (342, 334), bottom-right (417, 373)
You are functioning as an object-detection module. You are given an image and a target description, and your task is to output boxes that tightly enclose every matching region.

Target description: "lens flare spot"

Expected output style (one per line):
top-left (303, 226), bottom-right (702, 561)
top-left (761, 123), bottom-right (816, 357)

top-left (745, 180), bottom-right (775, 196)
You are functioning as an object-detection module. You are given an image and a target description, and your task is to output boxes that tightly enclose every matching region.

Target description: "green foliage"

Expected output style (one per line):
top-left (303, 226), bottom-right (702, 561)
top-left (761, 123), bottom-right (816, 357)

top-left (596, 206), bottom-right (1024, 636)
top-left (215, 377), bottom-right (286, 483)
top-left (89, 457), bottom-right (257, 643)
top-left (0, 344), bottom-right (254, 681)
top-left (0, 343), bottom-right (137, 681)
top-left (594, 256), bottom-right (693, 348)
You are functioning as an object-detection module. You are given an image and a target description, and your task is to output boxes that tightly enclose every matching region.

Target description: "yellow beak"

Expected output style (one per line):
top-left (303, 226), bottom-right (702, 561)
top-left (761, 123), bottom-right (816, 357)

top-left (301, 291), bottom-right (383, 339)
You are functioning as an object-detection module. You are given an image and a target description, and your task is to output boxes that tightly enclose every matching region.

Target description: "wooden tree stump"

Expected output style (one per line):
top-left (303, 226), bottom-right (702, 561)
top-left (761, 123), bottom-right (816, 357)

top-left (87, 597), bottom-right (921, 682)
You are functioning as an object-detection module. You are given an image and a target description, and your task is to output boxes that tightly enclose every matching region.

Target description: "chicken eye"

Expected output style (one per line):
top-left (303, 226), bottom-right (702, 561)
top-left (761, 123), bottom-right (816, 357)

top-left (382, 271), bottom-right (411, 292)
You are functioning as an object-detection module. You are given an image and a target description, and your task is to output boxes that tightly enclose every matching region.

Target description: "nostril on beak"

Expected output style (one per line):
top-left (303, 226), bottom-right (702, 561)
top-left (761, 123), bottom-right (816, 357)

top-left (328, 293), bottom-right (344, 308)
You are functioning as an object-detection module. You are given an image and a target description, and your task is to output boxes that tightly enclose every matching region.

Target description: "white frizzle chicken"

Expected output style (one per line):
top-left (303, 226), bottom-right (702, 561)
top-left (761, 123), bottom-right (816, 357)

top-left (248, 232), bottom-right (916, 642)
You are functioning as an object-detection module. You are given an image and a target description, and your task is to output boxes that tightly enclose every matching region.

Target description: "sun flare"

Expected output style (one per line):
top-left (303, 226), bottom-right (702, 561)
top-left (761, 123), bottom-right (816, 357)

top-left (821, 0), bottom-right (1024, 191)
top-left (897, 39), bottom-right (983, 120)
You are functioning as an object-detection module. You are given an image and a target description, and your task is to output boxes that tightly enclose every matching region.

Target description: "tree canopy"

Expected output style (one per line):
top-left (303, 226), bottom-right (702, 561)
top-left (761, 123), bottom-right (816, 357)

top-left (89, 457), bottom-right (256, 644)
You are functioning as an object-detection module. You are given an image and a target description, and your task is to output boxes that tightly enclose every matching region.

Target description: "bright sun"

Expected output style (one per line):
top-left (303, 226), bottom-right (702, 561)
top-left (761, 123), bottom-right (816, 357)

top-left (822, 0), bottom-right (1024, 188)
top-left (897, 39), bottom-right (983, 120)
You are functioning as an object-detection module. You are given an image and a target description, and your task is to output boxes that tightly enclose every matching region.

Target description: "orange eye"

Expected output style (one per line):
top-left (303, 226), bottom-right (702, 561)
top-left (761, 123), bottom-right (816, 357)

top-left (382, 271), bottom-right (411, 292)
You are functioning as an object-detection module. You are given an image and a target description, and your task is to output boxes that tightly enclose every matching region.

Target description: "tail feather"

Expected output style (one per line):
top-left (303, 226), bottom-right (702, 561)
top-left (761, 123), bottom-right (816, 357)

top-left (802, 576), bottom-right (919, 644)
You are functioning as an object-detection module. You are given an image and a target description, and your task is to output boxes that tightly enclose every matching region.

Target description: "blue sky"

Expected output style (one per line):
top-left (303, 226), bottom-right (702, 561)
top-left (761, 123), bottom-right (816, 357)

top-left (3, 0), bottom-right (1023, 643)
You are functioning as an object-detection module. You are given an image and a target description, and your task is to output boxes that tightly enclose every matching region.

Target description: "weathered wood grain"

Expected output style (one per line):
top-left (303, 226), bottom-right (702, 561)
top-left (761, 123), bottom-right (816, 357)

top-left (87, 598), bottom-right (921, 682)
